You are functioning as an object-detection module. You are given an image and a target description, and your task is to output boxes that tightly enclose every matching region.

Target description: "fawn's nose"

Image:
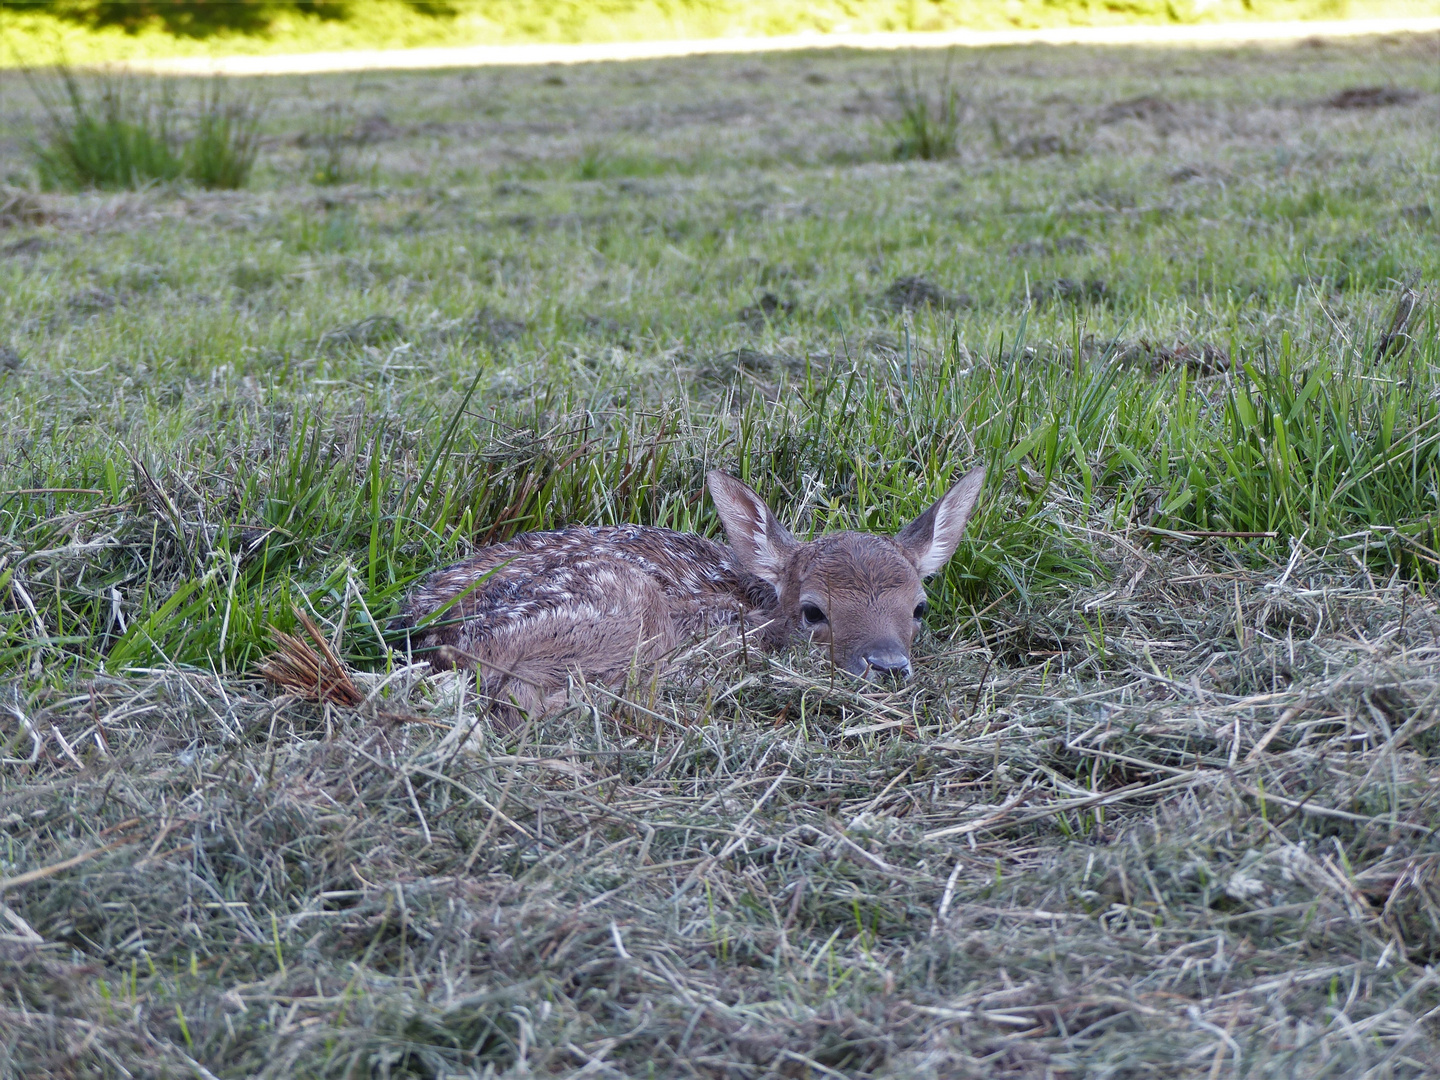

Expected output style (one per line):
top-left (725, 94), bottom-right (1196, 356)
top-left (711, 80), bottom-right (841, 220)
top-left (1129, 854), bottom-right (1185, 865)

top-left (862, 649), bottom-right (912, 680)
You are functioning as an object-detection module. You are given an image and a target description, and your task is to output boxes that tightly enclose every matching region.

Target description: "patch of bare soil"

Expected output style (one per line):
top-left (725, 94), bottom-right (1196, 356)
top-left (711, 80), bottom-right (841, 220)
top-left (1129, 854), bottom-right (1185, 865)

top-left (316, 313), bottom-right (405, 352)
top-left (1324, 85), bottom-right (1422, 108)
top-left (1009, 236), bottom-right (1091, 257)
top-left (1100, 95), bottom-right (1174, 123)
top-left (2, 235), bottom-right (48, 259)
top-left (1023, 277), bottom-right (1109, 306)
top-left (1005, 132), bottom-right (1070, 158)
top-left (65, 286), bottom-right (118, 314)
top-left (461, 306), bottom-right (528, 347)
top-left (698, 346), bottom-right (806, 388)
top-left (880, 275), bottom-right (972, 312)
top-left (1120, 338), bottom-right (1232, 375)
top-left (737, 291), bottom-right (796, 326)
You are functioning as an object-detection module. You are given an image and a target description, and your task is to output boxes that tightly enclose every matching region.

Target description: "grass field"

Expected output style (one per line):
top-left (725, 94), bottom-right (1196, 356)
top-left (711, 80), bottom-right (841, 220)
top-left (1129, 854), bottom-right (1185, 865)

top-left (1, 31), bottom-right (1439, 1078)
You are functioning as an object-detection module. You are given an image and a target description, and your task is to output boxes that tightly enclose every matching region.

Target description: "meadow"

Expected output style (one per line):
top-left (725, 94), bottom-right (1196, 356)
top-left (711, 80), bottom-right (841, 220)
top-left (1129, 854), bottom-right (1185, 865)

top-left (0, 31), bottom-right (1438, 1077)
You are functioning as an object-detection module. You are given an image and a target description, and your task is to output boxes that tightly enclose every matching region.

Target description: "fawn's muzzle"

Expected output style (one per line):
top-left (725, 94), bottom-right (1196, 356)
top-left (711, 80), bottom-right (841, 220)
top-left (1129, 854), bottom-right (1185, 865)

top-left (856, 647), bottom-right (913, 681)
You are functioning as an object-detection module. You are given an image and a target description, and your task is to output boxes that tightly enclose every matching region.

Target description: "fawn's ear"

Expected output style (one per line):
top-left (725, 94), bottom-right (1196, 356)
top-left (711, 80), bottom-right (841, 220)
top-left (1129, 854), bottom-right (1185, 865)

top-left (707, 471), bottom-right (797, 586)
top-left (896, 466), bottom-right (986, 576)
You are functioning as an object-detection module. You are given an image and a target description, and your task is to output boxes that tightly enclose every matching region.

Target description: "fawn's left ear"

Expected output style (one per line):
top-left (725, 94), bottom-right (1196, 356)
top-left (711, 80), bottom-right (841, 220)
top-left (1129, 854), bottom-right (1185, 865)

top-left (708, 471), bottom-right (797, 587)
top-left (896, 466), bottom-right (986, 576)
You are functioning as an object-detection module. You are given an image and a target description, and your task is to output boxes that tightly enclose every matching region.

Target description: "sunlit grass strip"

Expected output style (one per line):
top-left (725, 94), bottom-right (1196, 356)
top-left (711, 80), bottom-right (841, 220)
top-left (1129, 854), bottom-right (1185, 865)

top-left (2, 0), bottom-right (1434, 69)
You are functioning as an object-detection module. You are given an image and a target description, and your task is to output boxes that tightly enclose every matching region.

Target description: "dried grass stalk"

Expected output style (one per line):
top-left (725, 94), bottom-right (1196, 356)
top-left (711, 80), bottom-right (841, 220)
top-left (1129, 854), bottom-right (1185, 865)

top-left (1376, 287), bottom-right (1421, 361)
top-left (257, 605), bottom-right (363, 707)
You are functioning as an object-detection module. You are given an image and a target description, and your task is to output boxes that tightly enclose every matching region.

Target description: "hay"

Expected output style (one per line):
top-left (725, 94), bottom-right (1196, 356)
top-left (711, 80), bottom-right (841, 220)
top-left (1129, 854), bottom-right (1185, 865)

top-left (2, 543), bottom-right (1437, 1077)
top-left (257, 604), bottom-right (364, 707)
top-left (0, 187), bottom-right (48, 229)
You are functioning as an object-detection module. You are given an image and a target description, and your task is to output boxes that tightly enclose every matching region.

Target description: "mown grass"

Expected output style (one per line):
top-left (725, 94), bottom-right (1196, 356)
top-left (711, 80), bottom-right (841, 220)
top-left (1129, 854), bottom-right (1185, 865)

top-left (0, 34), bottom-right (1438, 1078)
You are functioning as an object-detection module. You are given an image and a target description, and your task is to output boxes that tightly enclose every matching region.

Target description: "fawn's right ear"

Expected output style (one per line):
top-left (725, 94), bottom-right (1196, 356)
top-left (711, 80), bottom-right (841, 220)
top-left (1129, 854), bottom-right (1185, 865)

top-left (897, 465), bottom-right (986, 576)
top-left (707, 472), bottom-right (797, 587)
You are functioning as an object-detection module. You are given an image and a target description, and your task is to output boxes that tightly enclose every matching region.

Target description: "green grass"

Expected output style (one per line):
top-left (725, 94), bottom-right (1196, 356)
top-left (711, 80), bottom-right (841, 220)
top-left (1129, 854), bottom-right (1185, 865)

top-left (28, 70), bottom-right (184, 189)
top-left (183, 77), bottom-right (264, 188)
top-left (2, 0), bottom-right (1437, 67)
top-left (887, 55), bottom-right (965, 161)
top-left (0, 34), bottom-right (1438, 1078)
top-left (25, 69), bottom-right (263, 190)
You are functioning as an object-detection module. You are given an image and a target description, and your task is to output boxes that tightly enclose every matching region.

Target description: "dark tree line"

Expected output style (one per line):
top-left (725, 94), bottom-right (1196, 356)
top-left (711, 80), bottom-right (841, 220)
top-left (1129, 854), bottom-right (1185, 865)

top-left (9, 1), bottom-right (455, 37)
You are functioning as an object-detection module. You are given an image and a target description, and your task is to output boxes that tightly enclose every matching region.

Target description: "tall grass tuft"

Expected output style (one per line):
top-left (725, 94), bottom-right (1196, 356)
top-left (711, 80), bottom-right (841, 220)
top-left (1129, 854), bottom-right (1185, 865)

top-left (27, 68), bottom-right (263, 191)
top-left (307, 103), bottom-right (357, 186)
top-left (183, 78), bottom-right (263, 189)
top-left (30, 70), bottom-right (183, 191)
top-left (888, 54), bottom-right (964, 161)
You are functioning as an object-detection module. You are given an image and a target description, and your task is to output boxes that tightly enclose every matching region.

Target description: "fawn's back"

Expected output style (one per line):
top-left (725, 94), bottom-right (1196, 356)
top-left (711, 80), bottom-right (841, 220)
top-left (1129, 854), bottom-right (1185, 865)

top-left (397, 467), bottom-right (985, 717)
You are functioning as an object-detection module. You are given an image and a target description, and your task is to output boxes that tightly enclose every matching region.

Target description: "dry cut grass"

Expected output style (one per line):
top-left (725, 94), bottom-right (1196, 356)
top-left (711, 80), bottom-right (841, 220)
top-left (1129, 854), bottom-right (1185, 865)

top-left (2, 539), bottom-right (1438, 1077)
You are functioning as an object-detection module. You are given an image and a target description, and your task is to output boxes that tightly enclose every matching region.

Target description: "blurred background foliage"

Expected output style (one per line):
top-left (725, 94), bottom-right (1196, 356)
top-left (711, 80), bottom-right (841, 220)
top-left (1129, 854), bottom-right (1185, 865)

top-left (6, 1), bottom-right (454, 37)
top-left (2, 0), bottom-right (1431, 64)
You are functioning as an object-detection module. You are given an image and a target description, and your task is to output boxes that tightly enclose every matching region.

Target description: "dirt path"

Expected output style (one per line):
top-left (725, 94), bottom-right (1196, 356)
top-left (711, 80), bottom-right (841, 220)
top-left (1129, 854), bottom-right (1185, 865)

top-left (125, 16), bottom-right (1440, 76)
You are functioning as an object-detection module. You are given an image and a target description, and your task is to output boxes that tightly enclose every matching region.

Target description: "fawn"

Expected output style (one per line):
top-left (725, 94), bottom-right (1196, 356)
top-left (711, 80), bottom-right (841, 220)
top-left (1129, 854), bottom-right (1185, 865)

top-left (397, 466), bottom-right (986, 718)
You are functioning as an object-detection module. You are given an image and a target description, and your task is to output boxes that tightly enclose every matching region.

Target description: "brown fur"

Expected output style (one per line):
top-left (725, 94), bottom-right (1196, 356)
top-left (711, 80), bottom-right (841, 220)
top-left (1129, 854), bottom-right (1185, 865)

top-left (395, 467), bottom-right (985, 718)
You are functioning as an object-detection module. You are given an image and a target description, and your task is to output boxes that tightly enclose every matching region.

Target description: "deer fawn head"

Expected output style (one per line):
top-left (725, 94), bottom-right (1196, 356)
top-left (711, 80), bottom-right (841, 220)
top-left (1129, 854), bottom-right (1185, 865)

top-left (707, 466), bottom-right (986, 680)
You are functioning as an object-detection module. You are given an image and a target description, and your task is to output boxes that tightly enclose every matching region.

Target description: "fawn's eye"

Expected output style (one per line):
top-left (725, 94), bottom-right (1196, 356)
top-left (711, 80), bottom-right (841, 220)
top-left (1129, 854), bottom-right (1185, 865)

top-left (913, 602), bottom-right (929, 620)
top-left (800, 603), bottom-right (827, 626)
